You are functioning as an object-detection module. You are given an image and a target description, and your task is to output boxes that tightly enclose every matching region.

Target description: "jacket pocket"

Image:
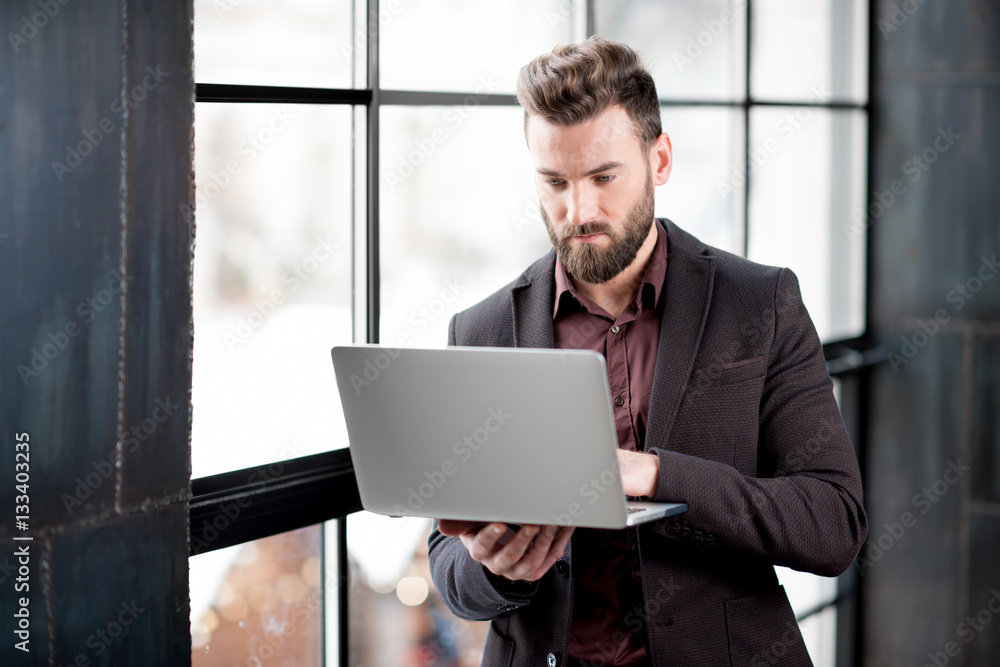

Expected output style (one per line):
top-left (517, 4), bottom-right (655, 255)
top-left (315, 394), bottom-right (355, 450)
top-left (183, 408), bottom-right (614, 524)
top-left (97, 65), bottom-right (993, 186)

top-left (724, 586), bottom-right (812, 666)
top-left (689, 355), bottom-right (766, 387)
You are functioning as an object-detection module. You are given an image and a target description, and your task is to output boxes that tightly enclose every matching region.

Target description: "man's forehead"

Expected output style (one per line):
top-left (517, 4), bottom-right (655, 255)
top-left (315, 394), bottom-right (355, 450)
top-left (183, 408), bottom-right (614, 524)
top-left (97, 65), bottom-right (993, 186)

top-left (527, 106), bottom-right (640, 163)
top-left (526, 105), bottom-right (637, 144)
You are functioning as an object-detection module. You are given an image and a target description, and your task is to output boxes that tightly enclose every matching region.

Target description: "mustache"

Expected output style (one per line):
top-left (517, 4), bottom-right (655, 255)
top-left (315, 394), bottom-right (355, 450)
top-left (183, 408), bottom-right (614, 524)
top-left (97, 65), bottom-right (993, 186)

top-left (562, 222), bottom-right (613, 239)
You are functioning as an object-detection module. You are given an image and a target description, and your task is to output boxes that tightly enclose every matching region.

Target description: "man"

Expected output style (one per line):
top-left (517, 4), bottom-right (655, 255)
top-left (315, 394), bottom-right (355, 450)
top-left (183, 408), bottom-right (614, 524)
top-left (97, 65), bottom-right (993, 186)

top-left (427, 36), bottom-right (867, 667)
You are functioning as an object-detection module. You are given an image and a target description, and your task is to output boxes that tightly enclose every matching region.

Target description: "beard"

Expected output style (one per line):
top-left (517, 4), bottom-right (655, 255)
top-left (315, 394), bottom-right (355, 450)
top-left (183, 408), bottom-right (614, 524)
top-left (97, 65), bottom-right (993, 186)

top-left (541, 171), bottom-right (655, 285)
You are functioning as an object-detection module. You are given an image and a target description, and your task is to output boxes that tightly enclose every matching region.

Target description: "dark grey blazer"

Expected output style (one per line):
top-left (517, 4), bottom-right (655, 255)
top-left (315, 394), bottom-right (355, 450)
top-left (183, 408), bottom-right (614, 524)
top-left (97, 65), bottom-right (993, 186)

top-left (427, 219), bottom-right (868, 667)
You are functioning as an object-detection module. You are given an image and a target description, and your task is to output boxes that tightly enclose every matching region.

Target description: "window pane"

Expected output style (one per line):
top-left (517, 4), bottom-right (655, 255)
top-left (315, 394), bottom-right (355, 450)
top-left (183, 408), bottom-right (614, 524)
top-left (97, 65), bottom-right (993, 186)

top-left (595, 0), bottom-right (747, 102)
top-left (747, 108), bottom-right (866, 342)
top-left (657, 106), bottom-right (745, 255)
top-left (776, 566), bottom-right (837, 666)
top-left (194, 0), bottom-right (353, 88)
top-left (777, 566), bottom-right (837, 616)
top-left (380, 0), bottom-right (581, 93)
top-left (191, 103), bottom-right (353, 478)
top-left (798, 605), bottom-right (837, 667)
top-left (347, 513), bottom-right (490, 666)
top-left (751, 0), bottom-right (868, 104)
top-left (379, 105), bottom-right (552, 348)
top-left (191, 525), bottom-right (325, 666)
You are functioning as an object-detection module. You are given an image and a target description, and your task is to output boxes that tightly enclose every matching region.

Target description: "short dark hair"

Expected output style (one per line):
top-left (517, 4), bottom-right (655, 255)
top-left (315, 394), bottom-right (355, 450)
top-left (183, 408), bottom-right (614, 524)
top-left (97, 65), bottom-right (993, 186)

top-left (515, 36), bottom-right (661, 153)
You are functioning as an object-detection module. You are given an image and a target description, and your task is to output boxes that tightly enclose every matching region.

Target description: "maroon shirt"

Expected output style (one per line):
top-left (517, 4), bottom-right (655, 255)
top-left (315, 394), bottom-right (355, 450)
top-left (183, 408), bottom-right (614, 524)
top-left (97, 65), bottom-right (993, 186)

top-left (555, 220), bottom-right (668, 667)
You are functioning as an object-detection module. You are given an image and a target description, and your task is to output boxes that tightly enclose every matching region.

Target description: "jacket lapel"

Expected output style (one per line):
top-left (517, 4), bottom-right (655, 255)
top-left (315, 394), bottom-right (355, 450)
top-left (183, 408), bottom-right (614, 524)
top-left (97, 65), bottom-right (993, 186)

top-left (511, 250), bottom-right (557, 349)
top-left (644, 222), bottom-right (715, 452)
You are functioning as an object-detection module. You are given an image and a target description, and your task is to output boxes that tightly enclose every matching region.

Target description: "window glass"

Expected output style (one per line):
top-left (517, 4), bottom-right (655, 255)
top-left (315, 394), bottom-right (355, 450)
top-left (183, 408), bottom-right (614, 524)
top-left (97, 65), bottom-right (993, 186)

top-left (747, 107), bottom-right (867, 341)
top-left (752, 0), bottom-right (868, 103)
top-left (380, 0), bottom-right (581, 93)
top-left (379, 105), bottom-right (552, 349)
top-left (776, 567), bottom-right (837, 667)
top-left (657, 106), bottom-right (745, 255)
top-left (191, 525), bottom-right (325, 666)
top-left (194, 0), bottom-right (354, 88)
top-left (347, 513), bottom-right (490, 666)
top-left (595, 0), bottom-right (747, 102)
top-left (191, 103), bottom-right (353, 478)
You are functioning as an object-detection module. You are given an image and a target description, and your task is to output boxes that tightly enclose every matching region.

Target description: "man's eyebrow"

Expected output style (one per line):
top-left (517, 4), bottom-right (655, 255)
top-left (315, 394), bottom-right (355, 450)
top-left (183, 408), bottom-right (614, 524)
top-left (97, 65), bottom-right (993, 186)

top-left (536, 161), bottom-right (625, 178)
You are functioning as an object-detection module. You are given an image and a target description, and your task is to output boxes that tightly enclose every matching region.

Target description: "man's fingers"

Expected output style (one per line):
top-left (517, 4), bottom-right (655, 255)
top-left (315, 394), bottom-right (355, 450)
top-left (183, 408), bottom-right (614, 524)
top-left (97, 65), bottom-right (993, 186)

top-left (551, 525), bottom-right (574, 556)
top-left (466, 522), bottom-right (511, 561)
top-left (525, 526), bottom-right (575, 580)
top-left (502, 525), bottom-right (563, 581)
top-left (519, 525), bottom-right (562, 579)
top-left (491, 525), bottom-right (541, 571)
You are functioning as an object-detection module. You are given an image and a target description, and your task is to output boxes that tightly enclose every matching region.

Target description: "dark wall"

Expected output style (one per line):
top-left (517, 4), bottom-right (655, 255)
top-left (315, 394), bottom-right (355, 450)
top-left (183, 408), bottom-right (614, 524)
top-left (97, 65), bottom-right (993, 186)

top-left (0, 1), bottom-right (193, 665)
top-left (865, 1), bottom-right (1000, 665)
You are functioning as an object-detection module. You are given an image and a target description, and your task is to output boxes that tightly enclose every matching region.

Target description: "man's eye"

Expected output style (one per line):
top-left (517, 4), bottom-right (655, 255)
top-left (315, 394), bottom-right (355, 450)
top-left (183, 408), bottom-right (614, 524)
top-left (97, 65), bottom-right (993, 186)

top-left (596, 175), bottom-right (614, 183)
top-left (546, 179), bottom-right (564, 187)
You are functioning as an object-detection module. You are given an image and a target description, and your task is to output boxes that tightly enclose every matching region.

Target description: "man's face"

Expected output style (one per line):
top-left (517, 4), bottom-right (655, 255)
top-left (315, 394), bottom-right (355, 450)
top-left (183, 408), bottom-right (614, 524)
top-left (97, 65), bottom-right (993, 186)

top-left (527, 105), bottom-right (656, 285)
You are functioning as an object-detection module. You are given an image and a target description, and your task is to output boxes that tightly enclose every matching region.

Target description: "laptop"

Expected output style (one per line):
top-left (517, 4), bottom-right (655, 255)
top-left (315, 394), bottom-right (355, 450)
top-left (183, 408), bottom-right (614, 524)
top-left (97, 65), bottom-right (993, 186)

top-left (331, 344), bottom-right (687, 529)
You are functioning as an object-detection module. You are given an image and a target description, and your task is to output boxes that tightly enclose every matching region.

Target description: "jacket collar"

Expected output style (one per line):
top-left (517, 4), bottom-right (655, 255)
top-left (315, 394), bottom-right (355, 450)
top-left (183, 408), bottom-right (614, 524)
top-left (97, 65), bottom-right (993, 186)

top-left (509, 219), bottom-right (716, 448)
top-left (645, 220), bottom-right (716, 451)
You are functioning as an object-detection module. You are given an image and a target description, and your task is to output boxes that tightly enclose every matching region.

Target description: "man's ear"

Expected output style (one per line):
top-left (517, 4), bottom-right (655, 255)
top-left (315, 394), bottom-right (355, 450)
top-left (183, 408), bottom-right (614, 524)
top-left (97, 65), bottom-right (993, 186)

top-left (650, 132), bottom-right (673, 186)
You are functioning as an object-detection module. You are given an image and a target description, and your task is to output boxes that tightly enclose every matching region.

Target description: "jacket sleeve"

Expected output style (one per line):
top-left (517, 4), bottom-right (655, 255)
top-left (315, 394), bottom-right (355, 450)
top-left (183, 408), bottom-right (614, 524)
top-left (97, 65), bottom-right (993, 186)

top-left (426, 313), bottom-right (542, 620)
top-left (646, 268), bottom-right (868, 576)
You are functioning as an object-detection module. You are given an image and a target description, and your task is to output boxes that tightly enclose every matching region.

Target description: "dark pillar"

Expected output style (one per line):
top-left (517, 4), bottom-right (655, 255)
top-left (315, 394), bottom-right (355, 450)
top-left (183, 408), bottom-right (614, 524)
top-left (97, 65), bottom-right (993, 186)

top-left (864, 1), bottom-right (1000, 664)
top-left (0, 0), bottom-right (193, 665)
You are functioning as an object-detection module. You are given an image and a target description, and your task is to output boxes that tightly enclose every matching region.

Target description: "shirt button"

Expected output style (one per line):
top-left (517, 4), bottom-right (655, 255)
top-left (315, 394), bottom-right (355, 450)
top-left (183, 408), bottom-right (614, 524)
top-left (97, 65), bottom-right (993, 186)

top-left (547, 653), bottom-right (557, 667)
top-left (611, 325), bottom-right (620, 334)
top-left (555, 559), bottom-right (569, 576)
top-left (614, 396), bottom-right (624, 407)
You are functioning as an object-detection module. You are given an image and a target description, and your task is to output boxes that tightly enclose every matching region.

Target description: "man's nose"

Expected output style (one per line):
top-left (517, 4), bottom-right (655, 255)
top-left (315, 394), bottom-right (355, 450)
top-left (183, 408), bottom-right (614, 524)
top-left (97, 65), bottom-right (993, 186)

top-left (565, 183), bottom-right (598, 226)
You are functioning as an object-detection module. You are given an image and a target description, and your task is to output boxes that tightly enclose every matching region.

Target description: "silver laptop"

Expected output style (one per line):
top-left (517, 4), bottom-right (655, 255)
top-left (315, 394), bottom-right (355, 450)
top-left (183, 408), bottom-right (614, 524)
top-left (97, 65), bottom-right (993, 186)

top-left (331, 345), bottom-right (687, 529)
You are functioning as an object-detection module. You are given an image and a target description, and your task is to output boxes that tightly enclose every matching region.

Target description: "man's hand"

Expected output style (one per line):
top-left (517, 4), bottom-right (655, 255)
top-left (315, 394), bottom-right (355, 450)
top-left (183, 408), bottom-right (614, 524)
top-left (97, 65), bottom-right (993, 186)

top-left (437, 520), bottom-right (574, 582)
top-left (617, 449), bottom-right (659, 498)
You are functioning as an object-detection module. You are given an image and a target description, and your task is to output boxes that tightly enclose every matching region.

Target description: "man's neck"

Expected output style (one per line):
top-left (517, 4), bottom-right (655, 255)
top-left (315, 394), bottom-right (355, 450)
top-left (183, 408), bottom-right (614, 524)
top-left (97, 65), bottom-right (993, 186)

top-left (571, 222), bottom-right (658, 320)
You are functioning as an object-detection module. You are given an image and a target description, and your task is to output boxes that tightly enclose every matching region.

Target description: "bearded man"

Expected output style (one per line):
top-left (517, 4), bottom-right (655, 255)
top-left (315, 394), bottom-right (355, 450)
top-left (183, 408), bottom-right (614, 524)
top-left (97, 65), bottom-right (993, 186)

top-left (427, 36), bottom-right (867, 667)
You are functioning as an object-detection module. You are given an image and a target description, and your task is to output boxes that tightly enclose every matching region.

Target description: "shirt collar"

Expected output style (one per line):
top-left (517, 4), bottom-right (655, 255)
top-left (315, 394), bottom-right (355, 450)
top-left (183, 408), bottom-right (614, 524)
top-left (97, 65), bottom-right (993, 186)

top-left (553, 218), bottom-right (669, 319)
